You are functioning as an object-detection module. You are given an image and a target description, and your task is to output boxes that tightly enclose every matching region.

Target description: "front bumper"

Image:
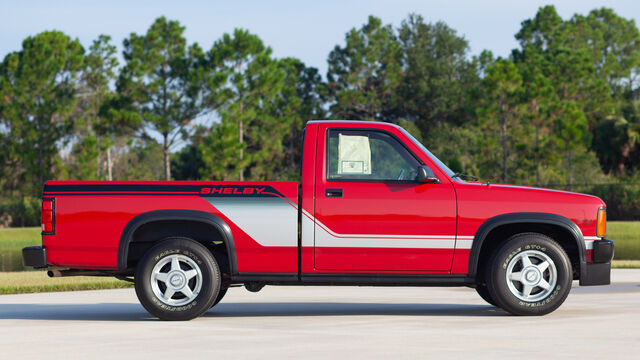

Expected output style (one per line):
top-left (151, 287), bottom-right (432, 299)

top-left (22, 246), bottom-right (48, 268)
top-left (580, 239), bottom-right (614, 286)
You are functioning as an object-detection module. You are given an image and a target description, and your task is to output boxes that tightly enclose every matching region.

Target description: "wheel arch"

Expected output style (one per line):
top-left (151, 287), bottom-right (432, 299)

top-left (118, 209), bottom-right (237, 275)
top-left (467, 212), bottom-right (586, 283)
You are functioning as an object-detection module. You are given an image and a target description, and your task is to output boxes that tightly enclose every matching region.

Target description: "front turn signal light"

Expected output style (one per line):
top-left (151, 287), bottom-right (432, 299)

top-left (596, 207), bottom-right (606, 238)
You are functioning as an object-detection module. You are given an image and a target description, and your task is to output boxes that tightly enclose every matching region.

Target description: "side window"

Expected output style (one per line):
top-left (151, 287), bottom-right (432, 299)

top-left (327, 129), bottom-right (421, 181)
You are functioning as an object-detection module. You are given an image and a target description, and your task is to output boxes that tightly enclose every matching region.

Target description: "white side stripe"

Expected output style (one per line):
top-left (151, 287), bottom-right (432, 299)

top-left (455, 240), bottom-right (474, 249)
top-left (304, 210), bottom-right (470, 250)
top-left (213, 199), bottom-right (599, 252)
top-left (316, 236), bottom-right (457, 249)
top-left (208, 198), bottom-right (298, 247)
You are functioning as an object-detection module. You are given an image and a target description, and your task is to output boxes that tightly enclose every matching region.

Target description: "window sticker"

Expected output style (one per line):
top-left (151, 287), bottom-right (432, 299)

top-left (338, 133), bottom-right (371, 175)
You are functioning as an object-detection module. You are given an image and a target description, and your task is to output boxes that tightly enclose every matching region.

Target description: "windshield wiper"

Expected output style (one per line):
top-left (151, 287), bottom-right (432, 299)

top-left (452, 173), bottom-right (479, 182)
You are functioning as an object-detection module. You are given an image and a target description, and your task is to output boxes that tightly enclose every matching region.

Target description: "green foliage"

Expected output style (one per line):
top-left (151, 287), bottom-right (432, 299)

top-left (119, 17), bottom-right (206, 180)
top-left (396, 119), bottom-right (422, 142)
top-left (588, 174), bottom-right (640, 220)
top-left (476, 58), bottom-right (524, 183)
top-left (198, 120), bottom-right (245, 180)
top-left (593, 116), bottom-right (640, 173)
top-left (398, 14), bottom-right (478, 131)
top-left (112, 140), bottom-right (165, 180)
top-left (327, 15), bottom-right (403, 122)
top-left (0, 197), bottom-right (41, 227)
top-left (571, 8), bottom-right (640, 95)
top-left (262, 57), bottom-right (326, 180)
top-left (68, 134), bottom-right (100, 180)
top-left (0, 31), bottom-right (84, 197)
top-left (171, 142), bottom-right (203, 181)
top-left (423, 122), bottom-right (481, 175)
top-left (6, 7), bottom-right (640, 223)
top-left (69, 35), bottom-right (120, 181)
top-left (200, 29), bottom-right (285, 181)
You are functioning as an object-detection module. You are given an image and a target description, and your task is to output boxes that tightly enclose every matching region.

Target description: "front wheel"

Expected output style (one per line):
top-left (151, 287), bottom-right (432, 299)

top-left (486, 233), bottom-right (572, 316)
top-left (210, 286), bottom-right (228, 308)
top-left (135, 237), bottom-right (220, 320)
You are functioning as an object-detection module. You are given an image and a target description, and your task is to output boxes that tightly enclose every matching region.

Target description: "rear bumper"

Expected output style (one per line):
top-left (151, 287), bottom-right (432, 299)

top-left (22, 246), bottom-right (48, 268)
top-left (580, 239), bottom-right (614, 286)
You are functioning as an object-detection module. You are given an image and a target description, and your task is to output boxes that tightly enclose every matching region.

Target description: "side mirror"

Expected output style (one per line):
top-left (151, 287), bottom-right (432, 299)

top-left (416, 165), bottom-right (440, 184)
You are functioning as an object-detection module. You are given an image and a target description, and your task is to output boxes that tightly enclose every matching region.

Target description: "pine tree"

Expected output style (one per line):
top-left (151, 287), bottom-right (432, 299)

top-left (202, 29), bottom-right (284, 181)
top-left (327, 16), bottom-right (403, 122)
top-left (119, 17), bottom-right (206, 180)
top-left (0, 31), bottom-right (84, 196)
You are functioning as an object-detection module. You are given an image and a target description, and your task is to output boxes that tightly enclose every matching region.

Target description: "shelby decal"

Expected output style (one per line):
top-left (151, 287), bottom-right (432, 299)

top-left (201, 187), bottom-right (266, 195)
top-left (198, 185), bottom-right (282, 198)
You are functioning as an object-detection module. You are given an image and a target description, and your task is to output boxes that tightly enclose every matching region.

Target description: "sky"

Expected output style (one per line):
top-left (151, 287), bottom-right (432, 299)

top-left (2, 0), bottom-right (640, 78)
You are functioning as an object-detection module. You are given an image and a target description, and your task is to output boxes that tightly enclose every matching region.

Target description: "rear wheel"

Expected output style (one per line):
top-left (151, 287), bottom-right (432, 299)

top-left (135, 237), bottom-right (220, 321)
top-left (486, 233), bottom-right (572, 316)
top-left (475, 284), bottom-right (497, 306)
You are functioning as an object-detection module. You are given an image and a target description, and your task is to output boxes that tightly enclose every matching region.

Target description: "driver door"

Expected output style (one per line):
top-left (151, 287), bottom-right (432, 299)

top-left (313, 128), bottom-right (457, 272)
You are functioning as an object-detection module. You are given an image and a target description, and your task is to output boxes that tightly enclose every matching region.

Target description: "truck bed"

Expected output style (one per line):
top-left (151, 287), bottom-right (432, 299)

top-left (42, 181), bottom-right (299, 272)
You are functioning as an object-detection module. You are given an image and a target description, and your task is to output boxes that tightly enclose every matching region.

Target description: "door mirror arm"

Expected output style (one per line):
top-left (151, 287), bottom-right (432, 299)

top-left (416, 165), bottom-right (440, 184)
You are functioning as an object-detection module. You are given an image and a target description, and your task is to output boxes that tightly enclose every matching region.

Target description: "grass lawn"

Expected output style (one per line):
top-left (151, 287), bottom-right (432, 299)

top-left (0, 227), bottom-right (42, 271)
top-left (0, 227), bottom-right (42, 242)
top-left (0, 271), bottom-right (132, 295)
top-left (0, 227), bottom-right (133, 293)
top-left (612, 260), bottom-right (640, 269)
top-left (606, 221), bottom-right (640, 260)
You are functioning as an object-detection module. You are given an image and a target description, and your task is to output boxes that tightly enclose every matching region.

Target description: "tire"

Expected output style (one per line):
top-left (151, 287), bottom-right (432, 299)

top-left (485, 233), bottom-right (572, 316)
top-left (135, 237), bottom-right (220, 321)
top-left (475, 284), bottom-right (497, 306)
top-left (211, 286), bottom-right (228, 308)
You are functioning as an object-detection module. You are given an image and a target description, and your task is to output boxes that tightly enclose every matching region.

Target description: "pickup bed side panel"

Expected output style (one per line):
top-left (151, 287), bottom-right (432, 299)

top-left (43, 181), bottom-right (299, 273)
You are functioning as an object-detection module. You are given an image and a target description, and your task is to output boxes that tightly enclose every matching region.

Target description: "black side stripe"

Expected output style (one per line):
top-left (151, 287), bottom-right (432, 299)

top-left (43, 184), bottom-right (287, 198)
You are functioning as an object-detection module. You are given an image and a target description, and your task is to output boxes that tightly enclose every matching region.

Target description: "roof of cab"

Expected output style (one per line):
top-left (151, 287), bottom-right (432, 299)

top-left (306, 120), bottom-right (402, 130)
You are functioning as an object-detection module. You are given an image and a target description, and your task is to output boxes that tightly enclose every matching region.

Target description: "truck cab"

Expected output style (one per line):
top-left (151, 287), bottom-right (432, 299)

top-left (24, 120), bottom-right (615, 320)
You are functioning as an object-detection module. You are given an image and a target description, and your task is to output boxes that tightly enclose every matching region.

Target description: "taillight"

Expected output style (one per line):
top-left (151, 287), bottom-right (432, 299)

top-left (41, 197), bottom-right (55, 234)
top-left (596, 207), bottom-right (606, 238)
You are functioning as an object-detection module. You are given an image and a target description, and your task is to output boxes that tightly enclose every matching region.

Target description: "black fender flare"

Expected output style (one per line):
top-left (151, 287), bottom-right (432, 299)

top-left (467, 212), bottom-right (586, 281)
top-left (118, 209), bottom-right (237, 274)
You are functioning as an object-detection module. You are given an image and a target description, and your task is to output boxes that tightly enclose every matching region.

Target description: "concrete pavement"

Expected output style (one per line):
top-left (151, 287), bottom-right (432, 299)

top-left (1, 269), bottom-right (638, 359)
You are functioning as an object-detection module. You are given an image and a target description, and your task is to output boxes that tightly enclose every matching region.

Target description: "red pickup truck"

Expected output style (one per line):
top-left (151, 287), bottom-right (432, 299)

top-left (23, 120), bottom-right (614, 320)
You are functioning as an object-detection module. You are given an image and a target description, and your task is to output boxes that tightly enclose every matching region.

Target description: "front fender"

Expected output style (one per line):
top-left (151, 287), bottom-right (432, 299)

top-left (467, 212), bottom-right (586, 281)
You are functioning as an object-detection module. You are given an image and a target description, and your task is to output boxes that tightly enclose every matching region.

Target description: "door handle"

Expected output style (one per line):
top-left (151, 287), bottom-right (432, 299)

top-left (325, 188), bottom-right (343, 197)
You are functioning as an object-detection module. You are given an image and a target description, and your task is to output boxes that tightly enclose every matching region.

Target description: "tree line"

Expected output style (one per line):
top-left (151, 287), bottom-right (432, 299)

top-left (3, 5), bottom-right (640, 225)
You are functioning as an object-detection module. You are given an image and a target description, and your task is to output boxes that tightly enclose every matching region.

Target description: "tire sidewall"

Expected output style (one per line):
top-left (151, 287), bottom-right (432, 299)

top-left (487, 233), bottom-right (572, 315)
top-left (211, 286), bottom-right (228, 308)
top-left (475, 285), bottom-right (497, 307)
top-left (135, 237), bottom-right (220, 320)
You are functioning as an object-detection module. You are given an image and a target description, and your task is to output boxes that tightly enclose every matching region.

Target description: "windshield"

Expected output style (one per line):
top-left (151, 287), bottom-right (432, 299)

top-left (400, 128), bottom-right (456, 177)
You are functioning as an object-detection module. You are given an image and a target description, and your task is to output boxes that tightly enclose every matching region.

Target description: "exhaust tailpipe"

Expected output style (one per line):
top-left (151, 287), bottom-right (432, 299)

top-left (47, 269), bottom-right (107, 277)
